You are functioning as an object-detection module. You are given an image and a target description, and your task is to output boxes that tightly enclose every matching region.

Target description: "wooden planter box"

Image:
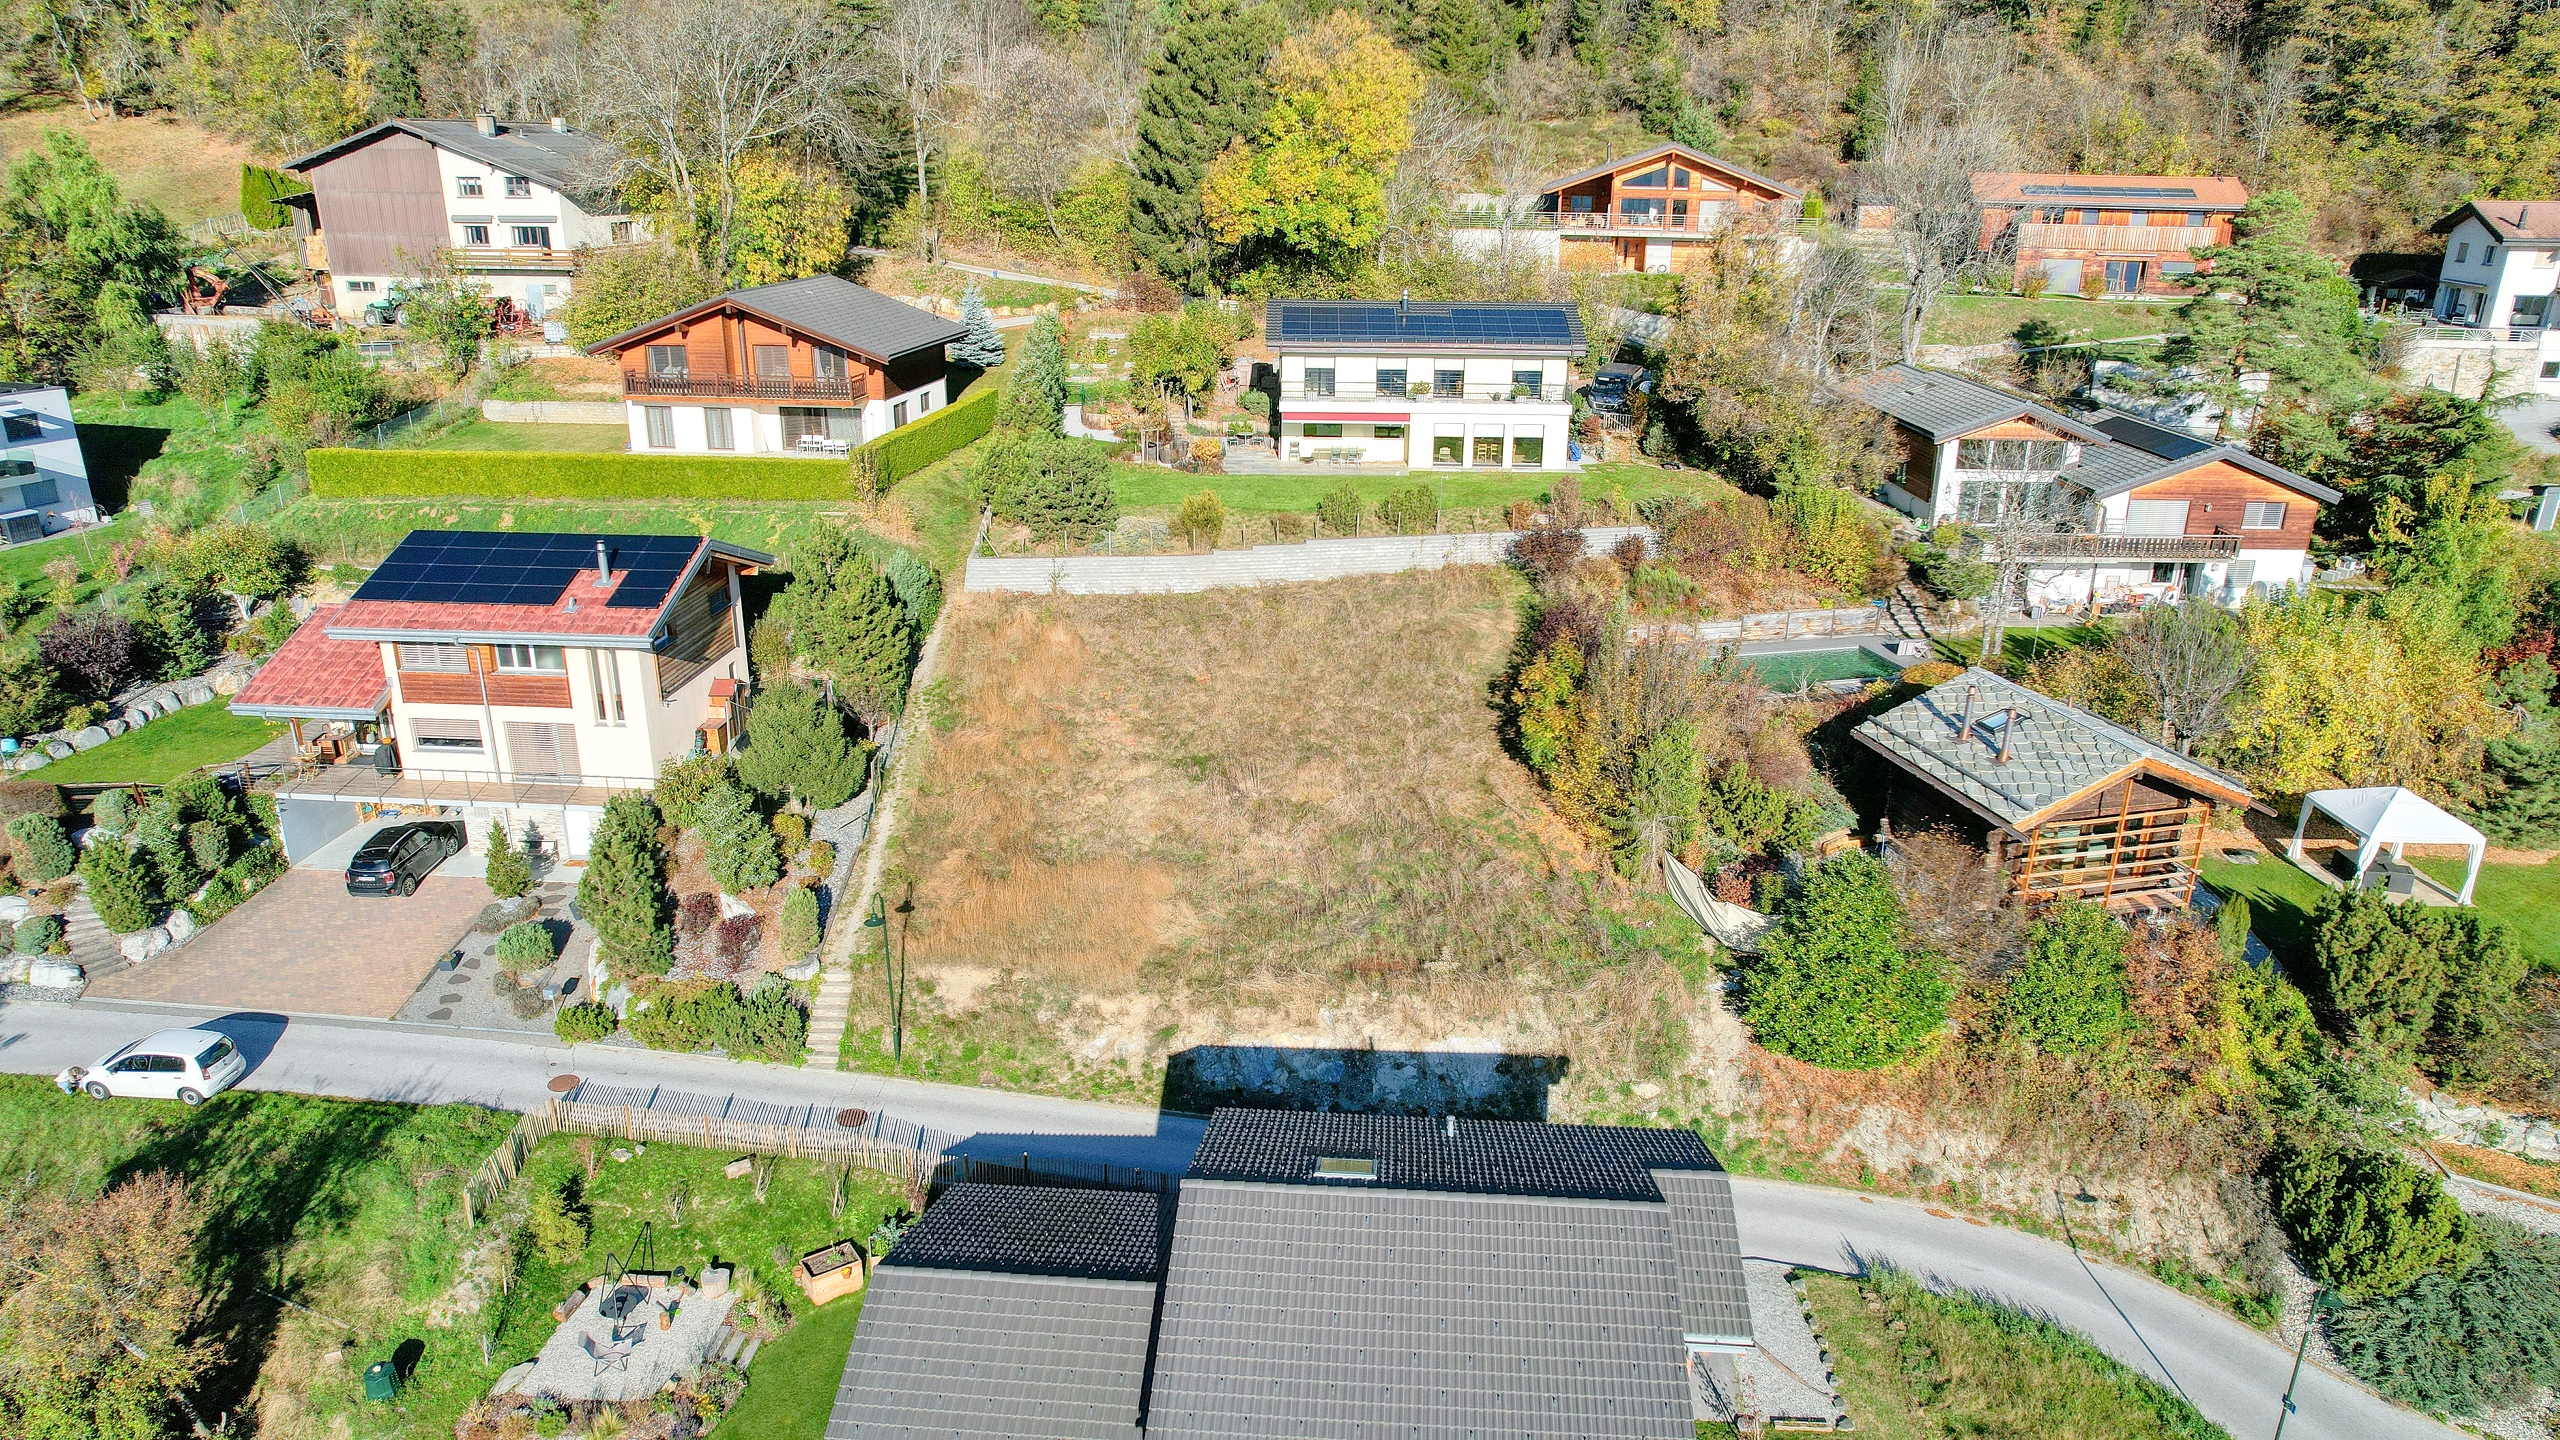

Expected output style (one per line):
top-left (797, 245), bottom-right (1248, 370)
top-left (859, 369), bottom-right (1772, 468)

top-left (796, 1241), bottom-right (868, 1305)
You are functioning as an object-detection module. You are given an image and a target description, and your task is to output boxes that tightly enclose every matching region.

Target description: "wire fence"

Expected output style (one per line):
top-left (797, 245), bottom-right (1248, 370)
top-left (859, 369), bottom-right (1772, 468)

top-left (342, 353), bottom-right (514, 450)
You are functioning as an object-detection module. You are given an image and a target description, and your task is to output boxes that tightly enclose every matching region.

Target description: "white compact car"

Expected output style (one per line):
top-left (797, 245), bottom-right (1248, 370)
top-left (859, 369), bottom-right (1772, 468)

top-left (56, 1028), bottom-right (248, 1105)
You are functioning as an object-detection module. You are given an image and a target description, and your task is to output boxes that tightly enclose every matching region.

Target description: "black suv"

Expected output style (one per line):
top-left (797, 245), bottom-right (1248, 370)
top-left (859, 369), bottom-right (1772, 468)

top-left (345, 821), bottom-right (465, 896)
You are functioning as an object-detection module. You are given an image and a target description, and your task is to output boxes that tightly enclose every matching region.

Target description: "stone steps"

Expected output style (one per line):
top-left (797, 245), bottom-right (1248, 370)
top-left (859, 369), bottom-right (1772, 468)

top-left (802, 966), bottom-right (856, 1062)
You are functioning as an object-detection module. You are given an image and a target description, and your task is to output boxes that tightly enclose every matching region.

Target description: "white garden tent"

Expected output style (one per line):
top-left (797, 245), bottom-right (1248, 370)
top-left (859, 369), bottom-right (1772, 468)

top-left (2287, 786), bottom-right (2487, 905)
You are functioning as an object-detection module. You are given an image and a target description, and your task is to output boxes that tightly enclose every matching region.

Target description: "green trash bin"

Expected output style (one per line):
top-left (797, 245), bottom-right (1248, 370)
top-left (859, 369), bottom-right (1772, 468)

top-left (363, 1359), bottom-right (399, 1402)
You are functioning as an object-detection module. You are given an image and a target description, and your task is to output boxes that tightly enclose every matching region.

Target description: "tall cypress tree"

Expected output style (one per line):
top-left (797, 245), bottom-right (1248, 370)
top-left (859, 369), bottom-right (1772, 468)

top-left (1128, 0), bottom-right (1273, 291)
top-left (579, 793), bottom-right (673, 977)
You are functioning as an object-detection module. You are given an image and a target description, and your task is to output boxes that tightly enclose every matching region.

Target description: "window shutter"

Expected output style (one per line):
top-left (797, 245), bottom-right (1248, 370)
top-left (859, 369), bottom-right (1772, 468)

top-left (412, 717), bottom-right (483, 749)
top-left (397, 642), bottom-right (469, 672)
top-left (504, 722), bottom-right (581, 779)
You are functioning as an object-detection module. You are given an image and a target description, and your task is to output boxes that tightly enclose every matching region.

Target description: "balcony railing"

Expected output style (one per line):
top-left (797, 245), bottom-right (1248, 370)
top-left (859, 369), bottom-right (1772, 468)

top-left (2016, 223), bottom-right (2219, 253)
top-left (1280, 381), bottom-right (1571, 403)
top-left (624, 371), bottom-right (864, 402)
top-left (2413, 322), bottom-right (2554, 344)
top-left (2003, 531), bottom-right (2243, 562)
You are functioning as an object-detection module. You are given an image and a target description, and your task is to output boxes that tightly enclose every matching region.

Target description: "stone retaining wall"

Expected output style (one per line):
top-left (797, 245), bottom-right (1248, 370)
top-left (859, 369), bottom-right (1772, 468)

top-left (962, 525), bottom-right (1652, 596)
top-left (481, 399), bottom-right (628, 424)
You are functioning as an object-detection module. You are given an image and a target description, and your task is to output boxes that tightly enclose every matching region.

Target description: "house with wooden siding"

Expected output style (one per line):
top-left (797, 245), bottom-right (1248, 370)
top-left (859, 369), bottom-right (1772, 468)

top-left (586, 275), bottom-right (965, 454)
top-left (1855, 670), bottom-right (2256, 913)
top-left (1851, 364), bottom-right (2337, 608)
top-left (1450, 141), bottom-right (1801, 273)
top-left (230, 530), bottom-right (770, 868)
top-left (1973, 172), bottom-right (2247, 296)
top-left (285, 115), bottom-right (644, 324)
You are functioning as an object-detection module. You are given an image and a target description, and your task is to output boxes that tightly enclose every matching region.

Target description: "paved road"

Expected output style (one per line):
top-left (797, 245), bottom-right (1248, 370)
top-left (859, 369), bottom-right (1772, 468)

top-left (2, 996), bottom-right (2452, 1438)
top-left (0, 997), bottom-right (1205, 1174)
top-left (1734, 1178), bottom-right (2457, 1440)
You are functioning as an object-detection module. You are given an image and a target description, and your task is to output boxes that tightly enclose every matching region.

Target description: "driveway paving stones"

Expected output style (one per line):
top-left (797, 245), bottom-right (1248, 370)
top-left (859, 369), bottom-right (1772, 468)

top-left (86, 868), bottom-right (492, 1018)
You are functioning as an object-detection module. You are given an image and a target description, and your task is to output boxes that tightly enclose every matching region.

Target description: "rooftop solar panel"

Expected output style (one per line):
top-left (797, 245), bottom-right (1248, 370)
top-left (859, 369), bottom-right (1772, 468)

top-left (350, 530), bottom-right (704, 610)
top-left (2020, 184), bottom-right (2200, 200)
top-left (1268, 300), bottom-right (1583, 350)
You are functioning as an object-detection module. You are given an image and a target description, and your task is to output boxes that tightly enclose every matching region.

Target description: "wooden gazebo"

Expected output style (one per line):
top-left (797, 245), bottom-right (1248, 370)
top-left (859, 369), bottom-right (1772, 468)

top-left (1853, 669), bottom-right (2254, 910)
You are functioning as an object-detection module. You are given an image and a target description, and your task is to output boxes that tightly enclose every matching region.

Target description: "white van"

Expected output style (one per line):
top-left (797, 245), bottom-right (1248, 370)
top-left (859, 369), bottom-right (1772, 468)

top-left (57, 1028), bottom-right (249, 1106)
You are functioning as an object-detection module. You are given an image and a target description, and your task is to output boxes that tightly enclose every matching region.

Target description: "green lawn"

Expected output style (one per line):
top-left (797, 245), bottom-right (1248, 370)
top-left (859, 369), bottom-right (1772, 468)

top-left (0, 512), bottom-right (141, 630)
top-left (716, 1290), bottom-right (864, 1436)
top-left (1933, 622), bottom-right (2118, 672)
top-left (1920, 293), bottom-right (2191, 348)
top-left (31, 699), bottom-right (282, 783)
top-left (72, 391), bottom-right (281, 525)
top-left (266, 496), bottom-right (857, 568)
top-left (2418, 856), bottom-right (2560, 971)
top-left (0, 1076), bottom-right (905, 1440)
top-left (2198, 853), bottom-right (2333, 969)
top-left (405, 418), bottom-right (631, 453)
top-left (1805, 1269), bottom-right (2228, 1439)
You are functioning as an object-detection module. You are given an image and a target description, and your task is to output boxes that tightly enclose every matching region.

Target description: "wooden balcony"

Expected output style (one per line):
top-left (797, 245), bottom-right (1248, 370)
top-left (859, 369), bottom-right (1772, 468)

top-left (623, 371), bottom-right (866, 404)
top-left (2004, 532), bottom-right (2243, 563)
top-left (2017, 223), bottom-right (2219, 254)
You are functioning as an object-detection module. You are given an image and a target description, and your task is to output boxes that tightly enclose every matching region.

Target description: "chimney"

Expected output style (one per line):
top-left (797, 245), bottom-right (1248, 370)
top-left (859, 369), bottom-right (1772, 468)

top-left (1997, 711), bottom-right (2019, 765)
top-left (475, 113), bottom-right (498, 137)
top-left (595, 540), bottom-right (613, 586)
top-left (550, 115), bottom-right (569, 133)
top-left (1398, 289), bottom-right (1410, 314)
top-left (1956, 684), bottom-right (1979, 745)
top-left (1443, 1114), bottom-right (1456, 1138)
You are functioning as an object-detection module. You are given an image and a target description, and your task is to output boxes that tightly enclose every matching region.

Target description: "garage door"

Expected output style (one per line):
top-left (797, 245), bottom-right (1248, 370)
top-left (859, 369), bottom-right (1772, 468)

top-left (504, 722), bottom-right (582, 779)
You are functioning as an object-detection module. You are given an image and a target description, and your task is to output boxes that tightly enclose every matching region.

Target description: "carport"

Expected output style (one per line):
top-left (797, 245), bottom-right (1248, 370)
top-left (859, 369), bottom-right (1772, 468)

top-left (295, 815), bottom-right (489, 880)
top-left (229, 601), bottom-right (393, 865)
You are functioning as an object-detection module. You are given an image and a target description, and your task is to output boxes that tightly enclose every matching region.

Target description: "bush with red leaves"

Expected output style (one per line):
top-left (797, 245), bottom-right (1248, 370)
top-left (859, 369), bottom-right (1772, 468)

top-left (39, 610), bottom-right (140, 698)
top-left (677, 891), bottom-right (720, 940)
top-left (1509, 526), bottom-right (1586, 586)
top-left (715, 913), bottom-right (760, 969)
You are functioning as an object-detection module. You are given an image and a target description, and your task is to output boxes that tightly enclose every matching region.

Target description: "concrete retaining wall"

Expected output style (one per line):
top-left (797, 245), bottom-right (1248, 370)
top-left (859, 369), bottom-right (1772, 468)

top-left (963, 525), bottom-right (1652, 596)
top-left (482, 399), bottom-right (628, 424)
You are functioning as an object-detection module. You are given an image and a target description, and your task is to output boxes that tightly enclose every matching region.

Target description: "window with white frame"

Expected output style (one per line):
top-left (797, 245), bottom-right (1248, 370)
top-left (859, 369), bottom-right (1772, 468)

top-left (512, 225), bottom-right (551, 249)
top-left (396, 642), bottom-right (468, 672)
top-left (645, 405), bottom-right (674, 449)
top-left (1955, 438), bottom-right (2071, 471)
top-left (495, 644), bottom-right (567, 673)
top-left (460, 224), bottom-right (490, 247)
top-left (457, 176), bottom-right (483, 198)
top-left (2242, 501), bottom-right (2288, 530)
top-left (346, 280), bottom-right (377, 292)
top-left (588, 649), bottom-right (626, 724)
top-left (412, 717), bottom-right (484, 751)
top-left (504, 176), bottom-right (532, 198)
top-left (704, 406), bottom-right (733, 450)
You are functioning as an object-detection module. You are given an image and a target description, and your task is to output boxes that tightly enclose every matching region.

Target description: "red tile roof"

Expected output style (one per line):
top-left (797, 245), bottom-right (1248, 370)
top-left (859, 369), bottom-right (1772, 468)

top-left (229, 604), bottom-right (390, 718)
top-left (1970, 172), bottom-right (2251, 209)
top-left (328, 547), bottom-right (697, 643)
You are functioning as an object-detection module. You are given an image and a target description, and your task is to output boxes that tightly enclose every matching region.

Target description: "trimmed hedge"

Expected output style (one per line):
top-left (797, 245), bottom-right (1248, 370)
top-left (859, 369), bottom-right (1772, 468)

top-left (307, 448), bottom-right (858, 501)
top-left (864, 380), bottom-right (1000, 487)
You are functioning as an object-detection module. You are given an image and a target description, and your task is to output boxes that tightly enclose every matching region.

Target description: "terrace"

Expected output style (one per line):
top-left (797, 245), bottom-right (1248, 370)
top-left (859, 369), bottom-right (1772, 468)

top-left (621, 370), bottom-right (864, 404)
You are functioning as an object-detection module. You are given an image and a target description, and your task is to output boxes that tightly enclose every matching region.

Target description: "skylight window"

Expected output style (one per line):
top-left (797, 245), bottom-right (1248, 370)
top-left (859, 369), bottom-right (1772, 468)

top-left (1313, 1156), bottom-right (1377, 1180)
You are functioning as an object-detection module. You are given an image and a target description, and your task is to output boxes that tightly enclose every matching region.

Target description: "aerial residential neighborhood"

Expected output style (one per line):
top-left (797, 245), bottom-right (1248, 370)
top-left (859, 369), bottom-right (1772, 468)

top-left (0, 3), bottom-right (2554, 1440)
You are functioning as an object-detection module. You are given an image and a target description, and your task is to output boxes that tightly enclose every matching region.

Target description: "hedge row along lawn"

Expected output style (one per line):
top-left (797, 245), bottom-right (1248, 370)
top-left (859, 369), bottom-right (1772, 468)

top-left (867, 380), bottom-right (999, 487)
top-left (307, 446), bottom-right (859, 501)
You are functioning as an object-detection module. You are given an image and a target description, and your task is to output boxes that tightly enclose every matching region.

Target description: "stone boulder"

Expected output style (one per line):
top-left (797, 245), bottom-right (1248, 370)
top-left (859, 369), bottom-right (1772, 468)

top-left (718, 892), bottom-right (757, 920)
top-left (69, 726), bottom-right (111, 752)
top-left (213, 670), bottom-right (244, 696)
top-left (14, 751), bottom-right (47, 772)
top-left (140, 691), bottom-right (176, 716)
top-left (103, 719), bottom-right (127, 738)
top-left (471, 895), bottom-right (540, 934)
top-left (781, 956), bottom-right (823, 982)
top-left (178, 682), bottom-right (215, 706)
top-left (121, 708), bottom-right (150, 730)
top-left (119, 927), bottom-right (171, 963)
top-left (42, 739), bottom-right (73, 760)
top-left (0, 895), bottom-right (29, 924)
top-left (165, 910), bottom-right (198, 944)
top-left (27, 958), bottom-right (84, 989)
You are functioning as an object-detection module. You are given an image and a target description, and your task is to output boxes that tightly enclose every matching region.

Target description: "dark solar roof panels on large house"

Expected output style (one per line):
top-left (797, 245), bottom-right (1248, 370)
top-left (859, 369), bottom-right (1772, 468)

top-left (1264, 299), bottom-right (1585, 352)
top-left (1186, 1109), bottom-right (1722, 1202)
top-left (879, 1183), bottom-right (1171, 1282)
top-left (2019, 183), bottom-right (2200, 200)
top-left (350, 531), bottom-right (698, 609)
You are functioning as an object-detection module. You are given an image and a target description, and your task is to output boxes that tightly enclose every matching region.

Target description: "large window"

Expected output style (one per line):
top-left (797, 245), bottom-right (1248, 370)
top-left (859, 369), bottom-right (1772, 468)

top-left (2242, 501), bottom-right (2288, 530)
top-left (1, 412), bottom-right (37, 441)
top-left (511, 225), bottom-right (551, 249)
top-left (589, 649), bottom-right (625, 724)
top-left (1302, 423), bottom-right (1343, 438)
top-left (1376, 367), bottom-right (1407, 395)
top-left (610, 221), bottom-right (633, 244)
top-left (13, 478), bottom-right (59, 508)
top-left (1472, 435), bottom-right (1503, 467)
top-left (645, 406), bottom-right (674, 449)
top-left (495, 644), bottom-right (567, 673)
top-left (813, 346), bottom-right (849, 381)
top-left (1302, 366), bottom-right (1335, 397)
top-left (1512, 431), bottom-right (1544, 467)
top-left (1432, 432), bottom-right (1464, 466)
top-left (704, 407), bottom-right (733, 451)
top-left (1627, 166), bottom-right (1670, 187)
top-left (1511, 368), bottom-right (1543, 397)
top-left (1958, 479), bottom-right (2070, 525)
top-left (1432, 368), bottom-right (1463, 397)
top-left (1955, 439), bottom-right (2071, 472)
top-left (646, 344), bottom-right (687, 378)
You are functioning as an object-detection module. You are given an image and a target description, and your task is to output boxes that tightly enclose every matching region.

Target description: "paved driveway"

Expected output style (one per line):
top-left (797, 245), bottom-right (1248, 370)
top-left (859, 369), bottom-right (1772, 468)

top-left (86, 869), bottom-right (492, 1019)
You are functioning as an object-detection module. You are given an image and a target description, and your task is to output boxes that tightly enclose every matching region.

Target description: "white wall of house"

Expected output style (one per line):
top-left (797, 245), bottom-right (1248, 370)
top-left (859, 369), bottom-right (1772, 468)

top-left (621, 374), bottom-right (949, 457)
top-left (2436, 217), bottom-right (2560, 328)
top-left (0, 385), bottom-right (98, 537)
top-left (1272, 351), bottom-right (1575, 470)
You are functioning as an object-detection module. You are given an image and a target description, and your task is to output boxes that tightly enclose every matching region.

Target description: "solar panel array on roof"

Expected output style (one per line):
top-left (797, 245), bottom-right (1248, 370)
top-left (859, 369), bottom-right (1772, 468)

top-left (1188, 1109), bottom-right (1719, 1202)
top-left (2020, 184), bottom-right (2200, 200)
top-left (351, 531), bottom-right (699, 610)
top-left (882, 1184), bottom-right (1169, 1282)
top-left (1268, 302), bottom-right (1581, 349)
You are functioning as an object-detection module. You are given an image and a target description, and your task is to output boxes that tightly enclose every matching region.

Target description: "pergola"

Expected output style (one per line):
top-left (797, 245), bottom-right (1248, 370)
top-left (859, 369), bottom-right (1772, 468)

top-left (2287, 786), bottom-right (2486, 905)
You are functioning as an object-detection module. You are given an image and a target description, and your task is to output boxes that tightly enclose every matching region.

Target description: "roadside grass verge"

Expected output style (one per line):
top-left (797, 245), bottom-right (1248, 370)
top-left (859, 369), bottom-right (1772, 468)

top-left (0, 1077), bottom-right (902, 1440)
top-left (1804, 1268), bottom-right (2230, 1439)
top-left (2430, 1141), bottom-right (2560, 1199)
top-left (29, 700), bottom-right (281, 783)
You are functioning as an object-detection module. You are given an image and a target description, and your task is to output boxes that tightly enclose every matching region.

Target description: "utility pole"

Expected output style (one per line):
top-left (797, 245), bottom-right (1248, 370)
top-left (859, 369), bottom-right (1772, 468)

top-left (2271, 1288), bottom-right (2340, 1440)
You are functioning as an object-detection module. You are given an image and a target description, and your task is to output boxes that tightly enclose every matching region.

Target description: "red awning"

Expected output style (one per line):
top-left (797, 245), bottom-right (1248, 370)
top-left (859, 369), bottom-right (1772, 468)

top-left (1288, 411), bottom-right (1409, 422)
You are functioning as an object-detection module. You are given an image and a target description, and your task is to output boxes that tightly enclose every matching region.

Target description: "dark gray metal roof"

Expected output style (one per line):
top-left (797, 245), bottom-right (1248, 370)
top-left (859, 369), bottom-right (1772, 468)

top-left (2061, 410), bottom-right (2342, 504)
top-left (882, 1184), bottom-right (1170, 1282)
top-left (1146, 1179), bottom-right (1700, 1440)
top-left (287, 119), bottom-right (619, 205)
top-left (1852, 668), bottom-right (2252, 830)
top-left (827, 1265), bottom-right (1155, 1440)
top-left (1535, 140), bottom-right (1804, 201)
top-left (1264, 300), bottom-right (1585, 354)
top-left (1852, 364), bottom-right (2107, 443)
top-left (1652, 1170), bottom-right (1753, 1347)
top-left (1188, 1110), bottom-right (1721, 1202)
top-left (725, 275), bottom-right (968, 362)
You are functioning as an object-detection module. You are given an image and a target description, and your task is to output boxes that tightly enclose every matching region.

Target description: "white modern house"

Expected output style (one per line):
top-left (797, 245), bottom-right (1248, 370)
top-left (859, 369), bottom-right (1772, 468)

top-left (0, 385), bottom-right (98, 544)
top-left (230, 529), bottom-right (770, 866)
top-left (2425, 200), bottom-right (2560, 395)
top-left (286, 116), bottom-right (647, 323)
top-left (1262, 299), bottom-right (1581, 470)
top-left (1854, 365), bottom-right (2337, 609)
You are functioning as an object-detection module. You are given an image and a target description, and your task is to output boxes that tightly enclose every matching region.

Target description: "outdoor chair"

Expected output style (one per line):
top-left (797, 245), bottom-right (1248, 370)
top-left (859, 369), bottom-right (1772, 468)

top-left (582, 1333), bottom-right (633, 1375)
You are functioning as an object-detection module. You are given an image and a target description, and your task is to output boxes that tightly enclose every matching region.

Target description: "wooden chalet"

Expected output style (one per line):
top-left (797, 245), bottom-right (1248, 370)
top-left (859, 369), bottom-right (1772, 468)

top-left (1853, 670), bottom-right (2254, 910)
top-left (1534, 141), bottom-right (1801, 273)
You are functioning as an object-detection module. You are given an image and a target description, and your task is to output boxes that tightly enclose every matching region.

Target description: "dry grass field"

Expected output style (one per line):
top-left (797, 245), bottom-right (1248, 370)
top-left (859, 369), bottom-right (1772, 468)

top-left (863, 567), bottom-right (1710, 1110)
top-left (0, 105), bottom-right (261, 223)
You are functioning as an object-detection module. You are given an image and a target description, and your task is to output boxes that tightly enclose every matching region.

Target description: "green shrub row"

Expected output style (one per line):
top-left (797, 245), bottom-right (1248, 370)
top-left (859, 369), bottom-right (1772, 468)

top-left (306, 447), bottom-right (859, 501)
top-left (865, 380), bottom-right (1000, 487)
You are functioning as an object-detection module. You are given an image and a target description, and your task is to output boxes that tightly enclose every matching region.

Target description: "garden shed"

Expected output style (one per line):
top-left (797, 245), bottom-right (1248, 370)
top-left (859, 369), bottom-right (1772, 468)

top-left (2287, 786), bottom-right (2486, 905)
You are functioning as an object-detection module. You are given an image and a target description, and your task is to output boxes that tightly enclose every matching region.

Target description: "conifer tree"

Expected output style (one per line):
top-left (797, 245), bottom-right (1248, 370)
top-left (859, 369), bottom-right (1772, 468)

top-left (735, 680), bottom-right (872, 811)
top-left (579, 793), bottom-right (672, 976)
top-left (952, 282), bottom-right (1006, 367)
top-left (482, 818), bottom-right (531, 899)
top-left (1129, 0), bottom-right (1273, 289)
top-left (77, 839), bottom-right (159, 935)
top-left (699, 777), bottom-right (782, 893)
top-left (996, 314), bottom-right (1068, 435)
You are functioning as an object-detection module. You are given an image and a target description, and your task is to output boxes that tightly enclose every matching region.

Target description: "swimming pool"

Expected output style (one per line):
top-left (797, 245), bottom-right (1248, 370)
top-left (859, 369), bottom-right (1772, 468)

top-left (1739, 646), bottom-right (1902, 690)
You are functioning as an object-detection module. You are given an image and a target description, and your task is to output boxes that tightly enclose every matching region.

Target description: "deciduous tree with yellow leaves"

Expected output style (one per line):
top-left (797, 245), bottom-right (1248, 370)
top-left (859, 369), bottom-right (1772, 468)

top-left (1199, 11), bottom-right (1423, 276)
